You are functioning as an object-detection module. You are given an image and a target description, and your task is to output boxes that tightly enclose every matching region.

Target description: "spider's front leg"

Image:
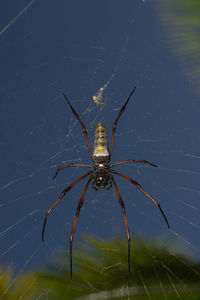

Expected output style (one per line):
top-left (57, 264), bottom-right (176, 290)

top-left (69, 175), bottom-right (93, 279)
top-left (111, 169), bottom-right (170, 229)
top-left (111, 175), bottom-right (131, 277)
top-left (42, 170), bottom-right (92, 242)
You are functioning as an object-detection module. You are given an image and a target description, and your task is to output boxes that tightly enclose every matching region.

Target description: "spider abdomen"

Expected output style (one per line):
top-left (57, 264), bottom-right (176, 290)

top-left (93, 123), bottom-right (109, 163)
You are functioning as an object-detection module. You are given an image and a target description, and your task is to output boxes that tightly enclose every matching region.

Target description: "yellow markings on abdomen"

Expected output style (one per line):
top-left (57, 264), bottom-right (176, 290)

top-left (93, 123), bottom-right (109, 162)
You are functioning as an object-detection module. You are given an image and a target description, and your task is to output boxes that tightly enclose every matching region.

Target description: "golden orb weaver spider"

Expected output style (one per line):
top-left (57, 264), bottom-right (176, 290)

top-left (42, 86), bottom-right (170, 279)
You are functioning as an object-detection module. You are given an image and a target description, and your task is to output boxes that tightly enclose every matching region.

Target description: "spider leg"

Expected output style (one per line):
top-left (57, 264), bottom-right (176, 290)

top-left (110, 159), bottom-right (158, 168)
top-left (69, 175), bottom-right (93, 279)
top-left (106, 178), bottom-right (112, 190)
top-left (109, 86), bottom-right (136, 157)
top-left (62, 93), bottom-right (94, 161)
top-left (42, 170), bottom-right (92, 242)
top-left (52, 163), bottom-right (92, 179)
top-left (110, 175), bottom-right (131, 277)
top-left (111, 169), bottom-right (170, 228)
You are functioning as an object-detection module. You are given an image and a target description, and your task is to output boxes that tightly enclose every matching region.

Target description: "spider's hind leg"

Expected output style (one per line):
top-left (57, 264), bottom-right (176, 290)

top-left (110, 86), bottom-right (136, 157)
top-left (62, 93), bottom-right (94, 161)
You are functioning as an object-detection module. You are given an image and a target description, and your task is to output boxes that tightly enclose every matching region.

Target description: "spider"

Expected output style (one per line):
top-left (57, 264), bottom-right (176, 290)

top-left (42, 86), bottom-right (170, 279)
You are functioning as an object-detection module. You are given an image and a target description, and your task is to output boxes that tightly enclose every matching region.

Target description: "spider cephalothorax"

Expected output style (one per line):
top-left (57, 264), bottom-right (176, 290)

top-left (42, 86), bottom-right (170, 279)
top-left (92, 164), bottom-right (112, 190)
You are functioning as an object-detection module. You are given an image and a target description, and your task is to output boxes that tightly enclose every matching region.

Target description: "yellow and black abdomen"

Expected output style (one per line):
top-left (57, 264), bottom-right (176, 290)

top-left (93, 123), bottom-right (109, 163)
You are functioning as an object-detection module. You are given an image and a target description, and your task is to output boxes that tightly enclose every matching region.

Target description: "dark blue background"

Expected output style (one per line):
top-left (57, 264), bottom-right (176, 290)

top-left (0, 0), bottom-right (200, 275)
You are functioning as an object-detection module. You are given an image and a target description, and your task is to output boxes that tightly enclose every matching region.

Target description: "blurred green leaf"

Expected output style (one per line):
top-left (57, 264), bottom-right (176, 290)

top-left (33, 237), bottom-right (200, 299)
top-left (1, 237), bottom-right (200, 299)
top-left (155, 0), bottom-right (200, 94)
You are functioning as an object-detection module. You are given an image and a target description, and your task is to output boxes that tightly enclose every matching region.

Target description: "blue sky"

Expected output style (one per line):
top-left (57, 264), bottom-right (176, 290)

top-left (0, 0), bottom-right (200, 275)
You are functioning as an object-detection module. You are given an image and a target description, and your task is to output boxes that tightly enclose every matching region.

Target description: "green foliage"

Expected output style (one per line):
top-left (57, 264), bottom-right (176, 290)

top-left (1, 237), bottom-right (200, 299)
top-left (0, 265), bottom-right (37, 299)
top-left (155, 0), bottom-right (200, 94)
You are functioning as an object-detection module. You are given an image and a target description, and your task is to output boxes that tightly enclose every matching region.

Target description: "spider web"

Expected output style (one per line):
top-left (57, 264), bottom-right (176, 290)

top-left (0, 0), bottom-right (200, 298)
